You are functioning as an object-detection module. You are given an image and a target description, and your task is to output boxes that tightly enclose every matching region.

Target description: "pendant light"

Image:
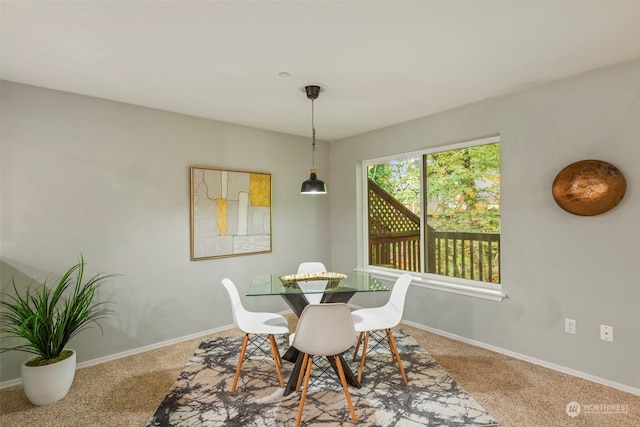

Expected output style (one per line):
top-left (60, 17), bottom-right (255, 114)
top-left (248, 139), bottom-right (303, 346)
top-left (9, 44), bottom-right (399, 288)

top-left (300, 85), bottom-right (327, 194)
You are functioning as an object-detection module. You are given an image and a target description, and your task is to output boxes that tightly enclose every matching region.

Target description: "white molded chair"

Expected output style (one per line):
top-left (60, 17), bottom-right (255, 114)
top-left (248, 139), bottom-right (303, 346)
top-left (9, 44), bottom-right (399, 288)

top-left (291, 303), bottom-right (358, 426)
top-left (297, 261), bottom-right (328, 305)
top-left (221, 278), bottom-right (290, 392)
top-left (350, 273), bottom-right (413, 384)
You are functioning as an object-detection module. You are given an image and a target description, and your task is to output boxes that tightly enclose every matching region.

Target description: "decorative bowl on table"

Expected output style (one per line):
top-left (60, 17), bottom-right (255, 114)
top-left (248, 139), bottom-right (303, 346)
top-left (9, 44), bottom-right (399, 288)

top-left (279, 272), bottom-right (347, 290)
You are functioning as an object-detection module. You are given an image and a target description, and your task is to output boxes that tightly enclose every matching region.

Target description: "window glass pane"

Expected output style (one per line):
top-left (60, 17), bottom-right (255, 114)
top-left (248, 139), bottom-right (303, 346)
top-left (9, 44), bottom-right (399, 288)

top-left (425, 143), bottom-right (500, 283)
top-left (363, 137), bottom-right (501, 288)
top-left (367, 159), bottom-right (421, 272)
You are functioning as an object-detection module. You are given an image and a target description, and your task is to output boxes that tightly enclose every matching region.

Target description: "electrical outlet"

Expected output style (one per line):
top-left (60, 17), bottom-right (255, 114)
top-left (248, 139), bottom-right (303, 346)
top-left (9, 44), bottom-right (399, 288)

top-left (565, 318), bottom-right (576, 334)
top-left (600, 325), bottom-right (613, 342)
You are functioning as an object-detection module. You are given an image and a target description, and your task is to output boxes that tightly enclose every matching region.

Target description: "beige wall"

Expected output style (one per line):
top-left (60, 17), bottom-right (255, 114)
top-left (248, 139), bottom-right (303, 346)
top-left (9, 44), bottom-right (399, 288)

top-left (329, 58), bottom-right (640, 391)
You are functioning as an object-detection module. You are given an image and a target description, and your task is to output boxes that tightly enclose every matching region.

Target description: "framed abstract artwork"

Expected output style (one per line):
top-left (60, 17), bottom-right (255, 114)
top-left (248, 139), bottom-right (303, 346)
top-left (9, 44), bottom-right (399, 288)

top-left (190, 166), bottom-right (272, 260)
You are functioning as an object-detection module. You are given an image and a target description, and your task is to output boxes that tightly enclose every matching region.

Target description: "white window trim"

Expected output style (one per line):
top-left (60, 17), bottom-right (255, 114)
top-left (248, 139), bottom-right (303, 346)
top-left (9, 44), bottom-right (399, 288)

top-left (361, 135), bottom-right (505, 302)
top-left (355, 266), bottom-right (505, 301)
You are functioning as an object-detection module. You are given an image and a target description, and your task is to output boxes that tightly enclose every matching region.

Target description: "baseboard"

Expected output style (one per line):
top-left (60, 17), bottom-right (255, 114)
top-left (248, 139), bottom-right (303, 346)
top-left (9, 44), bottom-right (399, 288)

top-left (0, 323), bottom-right (235, 390)
top-left (76, 325), bottom-right (235, 370)
top-left (0, 377), bottom-right (21, 389)
top-left (401, 319), bottom-right (640, 397)
top-left (0, 307), bottom-right (296, 390)
top-left (4, 312), bottom-right (637, 397)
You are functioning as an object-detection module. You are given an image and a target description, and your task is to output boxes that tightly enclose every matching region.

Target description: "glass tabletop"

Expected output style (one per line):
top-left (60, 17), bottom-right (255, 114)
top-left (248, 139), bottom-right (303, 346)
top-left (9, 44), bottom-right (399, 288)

top-left (247, 271), bottom-right (389, 296)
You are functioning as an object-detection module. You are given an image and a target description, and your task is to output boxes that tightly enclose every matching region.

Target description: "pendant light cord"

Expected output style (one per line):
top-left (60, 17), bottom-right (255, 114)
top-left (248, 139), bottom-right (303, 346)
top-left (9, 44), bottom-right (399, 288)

top-left (311, 98), bottom-right (316, 169)
top-left (300, 84), bottom-right (326, 194)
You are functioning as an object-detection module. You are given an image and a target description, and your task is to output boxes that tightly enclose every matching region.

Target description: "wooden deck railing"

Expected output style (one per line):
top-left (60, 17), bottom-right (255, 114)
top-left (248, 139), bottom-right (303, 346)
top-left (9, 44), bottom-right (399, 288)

top-left (369, 230), bottom-right (500, 283)
top-left (368, 179), bottom-right (500, 284)
top-left (428, 230), bottom-right (500, 283)
top-left (368, 232), bottom-right (421, 272)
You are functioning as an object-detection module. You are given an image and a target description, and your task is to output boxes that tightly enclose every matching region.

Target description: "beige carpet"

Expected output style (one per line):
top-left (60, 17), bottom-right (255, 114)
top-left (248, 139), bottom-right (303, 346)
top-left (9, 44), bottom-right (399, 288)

top-left (1, 318), bottom-right (638, 426)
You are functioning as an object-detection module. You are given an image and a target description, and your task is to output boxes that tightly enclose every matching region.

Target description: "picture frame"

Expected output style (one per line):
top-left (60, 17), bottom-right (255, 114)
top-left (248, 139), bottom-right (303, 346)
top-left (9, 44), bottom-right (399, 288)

top-left (190, 166), bottom-right (272, 260)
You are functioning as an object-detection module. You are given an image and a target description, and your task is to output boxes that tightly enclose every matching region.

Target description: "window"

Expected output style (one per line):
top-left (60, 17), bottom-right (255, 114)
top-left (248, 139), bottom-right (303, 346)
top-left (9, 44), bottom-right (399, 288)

top-left (363, 136), bottom-right (502, 300)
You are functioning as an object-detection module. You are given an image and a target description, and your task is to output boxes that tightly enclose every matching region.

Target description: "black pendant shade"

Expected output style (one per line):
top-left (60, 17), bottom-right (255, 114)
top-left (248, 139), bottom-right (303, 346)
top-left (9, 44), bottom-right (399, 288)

top-left (301, 167), bottom-right (327, 194)
top-left (300, 85), bottom-right (327, 195)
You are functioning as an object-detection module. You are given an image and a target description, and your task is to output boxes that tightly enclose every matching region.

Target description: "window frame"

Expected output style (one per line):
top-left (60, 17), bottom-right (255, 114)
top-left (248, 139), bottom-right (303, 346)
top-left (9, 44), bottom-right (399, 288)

top-left (360, 135), bottom-right (505, 301)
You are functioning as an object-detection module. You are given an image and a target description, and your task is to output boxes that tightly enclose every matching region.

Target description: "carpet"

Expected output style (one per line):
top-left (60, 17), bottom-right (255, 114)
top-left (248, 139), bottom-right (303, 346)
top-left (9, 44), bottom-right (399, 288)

top-left (146, 330), bottom-right (499, 426)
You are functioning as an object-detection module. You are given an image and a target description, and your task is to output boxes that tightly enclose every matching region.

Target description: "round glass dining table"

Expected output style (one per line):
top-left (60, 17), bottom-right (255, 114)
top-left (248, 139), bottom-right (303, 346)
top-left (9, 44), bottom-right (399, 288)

top-left (247, 271), bottom-right (389, 396)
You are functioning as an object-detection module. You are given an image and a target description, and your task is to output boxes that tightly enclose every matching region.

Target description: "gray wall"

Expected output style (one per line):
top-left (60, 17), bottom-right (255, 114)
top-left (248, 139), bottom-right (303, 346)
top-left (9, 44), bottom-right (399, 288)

top-left (2, 59), bottom-right (638, 390)
top-left (0, 81), bottom-right (331, 382)
top-left (330, 59), bottom-right (640, 390)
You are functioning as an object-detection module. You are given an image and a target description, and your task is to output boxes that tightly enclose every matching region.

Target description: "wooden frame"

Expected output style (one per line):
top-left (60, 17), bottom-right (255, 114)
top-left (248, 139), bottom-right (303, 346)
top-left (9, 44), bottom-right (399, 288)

top-left (190, 166), bottom-right (272, 260)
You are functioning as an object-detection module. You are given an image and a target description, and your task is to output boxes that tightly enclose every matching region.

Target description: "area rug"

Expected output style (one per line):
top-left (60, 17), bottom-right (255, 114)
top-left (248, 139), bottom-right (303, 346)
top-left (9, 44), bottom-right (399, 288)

top-left (146, 330), bottom-right (499, 426)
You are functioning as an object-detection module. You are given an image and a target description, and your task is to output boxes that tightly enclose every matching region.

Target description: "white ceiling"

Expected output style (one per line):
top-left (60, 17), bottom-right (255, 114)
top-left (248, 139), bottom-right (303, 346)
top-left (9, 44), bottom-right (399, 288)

top-left (2, 1), bottom-right (640, 141)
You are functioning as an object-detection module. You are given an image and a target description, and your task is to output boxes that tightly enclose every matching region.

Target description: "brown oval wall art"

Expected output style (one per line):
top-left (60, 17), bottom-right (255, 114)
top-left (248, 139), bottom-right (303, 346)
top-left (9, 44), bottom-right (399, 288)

top-left (552, 160), bottom-right (626, 216)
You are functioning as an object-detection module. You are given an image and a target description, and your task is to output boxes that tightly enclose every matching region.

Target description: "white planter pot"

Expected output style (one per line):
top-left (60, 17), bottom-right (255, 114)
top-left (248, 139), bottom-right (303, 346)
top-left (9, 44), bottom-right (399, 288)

top-left (21, 349), bottom-right (76, 406)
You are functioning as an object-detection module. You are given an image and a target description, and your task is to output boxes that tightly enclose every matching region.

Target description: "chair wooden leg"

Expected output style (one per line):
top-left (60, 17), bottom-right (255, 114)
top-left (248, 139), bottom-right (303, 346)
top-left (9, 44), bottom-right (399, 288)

top-left (386, 328), bottom-right (408, 384)
top-left (231, 334), bottom-right (250, 392)
top-left (268, 334), bottom-right (285, 388)
top-left (384, 329), bottom-right (396, 363)
top-left (269, 334), bottom-right (282, 368)
top-left (352, 331), bottom-right (364, 362)
top-left (296, 353), bottom-right (310, 392)
top-left (272, 334), bottom-right (283, 365)
top-left (295, 356), bottom-right (314, 427)
top-left (357, 331), bottom-right (370, 382)
top-left (335, 355), bottom-right (358, 422)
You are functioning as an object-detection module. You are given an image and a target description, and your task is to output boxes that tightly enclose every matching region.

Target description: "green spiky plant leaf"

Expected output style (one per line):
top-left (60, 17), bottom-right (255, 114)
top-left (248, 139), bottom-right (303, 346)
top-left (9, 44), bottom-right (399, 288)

top-left (0, 254), bottom-right (117, 364)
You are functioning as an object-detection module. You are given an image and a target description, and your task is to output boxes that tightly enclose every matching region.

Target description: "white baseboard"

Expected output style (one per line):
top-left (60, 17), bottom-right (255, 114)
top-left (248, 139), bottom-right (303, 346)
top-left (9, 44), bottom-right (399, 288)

top-left (4, 312), bottom-right (637, 397)
top-left (76, 324), bottom-right (234, 370)
top-left (0, 377), bottom-right (21, 389)
top-left (401, 319), bottom-right (640, 397)
top-left (1, 308), bottom-right (294, 390)
top-left (0, 323), bottom-right (235, 390)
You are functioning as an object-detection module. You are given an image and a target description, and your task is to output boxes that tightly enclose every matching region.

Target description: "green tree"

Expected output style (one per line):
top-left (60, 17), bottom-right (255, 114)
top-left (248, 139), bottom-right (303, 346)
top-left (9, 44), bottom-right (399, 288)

top-left (368, 159), bottom-right (421, 214)
top-left (368, 143), bottom-right (500, 233)
top-left (426, 143), bottom-right (500, 232)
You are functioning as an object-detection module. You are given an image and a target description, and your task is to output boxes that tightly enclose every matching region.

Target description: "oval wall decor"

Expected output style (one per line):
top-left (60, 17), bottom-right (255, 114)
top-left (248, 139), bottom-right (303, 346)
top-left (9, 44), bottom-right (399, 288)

top-left (552, 159), bottom-right (626, 216)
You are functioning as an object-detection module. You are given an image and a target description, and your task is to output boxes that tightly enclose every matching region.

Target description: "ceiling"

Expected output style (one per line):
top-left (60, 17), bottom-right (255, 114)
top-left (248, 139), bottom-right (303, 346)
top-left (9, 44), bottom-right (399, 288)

top-left (2, 1), bottom-right (640, 141)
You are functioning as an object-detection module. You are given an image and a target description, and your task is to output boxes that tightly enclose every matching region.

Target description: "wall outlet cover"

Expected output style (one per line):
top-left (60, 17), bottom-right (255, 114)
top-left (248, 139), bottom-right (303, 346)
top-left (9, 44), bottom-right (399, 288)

top-left (565, 318), bottom-right (576, 334)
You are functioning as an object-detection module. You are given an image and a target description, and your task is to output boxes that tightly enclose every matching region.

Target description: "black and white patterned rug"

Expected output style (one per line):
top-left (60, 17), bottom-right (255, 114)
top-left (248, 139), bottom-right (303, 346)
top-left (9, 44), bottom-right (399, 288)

top-left (147, 330), bottom-right (499, 426)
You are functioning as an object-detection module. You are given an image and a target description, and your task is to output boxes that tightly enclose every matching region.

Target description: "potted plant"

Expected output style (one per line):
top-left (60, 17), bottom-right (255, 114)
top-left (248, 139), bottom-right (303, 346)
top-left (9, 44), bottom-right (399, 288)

top-left (0, 254), bottom-right (116, 405)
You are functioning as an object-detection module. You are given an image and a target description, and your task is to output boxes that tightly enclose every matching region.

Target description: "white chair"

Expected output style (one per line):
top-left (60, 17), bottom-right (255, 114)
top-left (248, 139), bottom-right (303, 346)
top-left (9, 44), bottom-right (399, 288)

top-left (350, 273), bottom-right (413, 384)
top-left (286, 262), bottom-right (328, 353)
top-left (296, 261), bottom-right (328, 305)
top-left (221, 278), bottom-right (290, 392)
top-left (291, 303), bottom-right (358, 426)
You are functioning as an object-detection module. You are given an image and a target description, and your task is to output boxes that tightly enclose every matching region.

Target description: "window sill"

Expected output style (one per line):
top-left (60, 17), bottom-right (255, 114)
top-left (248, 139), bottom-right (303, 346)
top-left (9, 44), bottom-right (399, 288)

top-left (355, 267), bottom-right (506, 302)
